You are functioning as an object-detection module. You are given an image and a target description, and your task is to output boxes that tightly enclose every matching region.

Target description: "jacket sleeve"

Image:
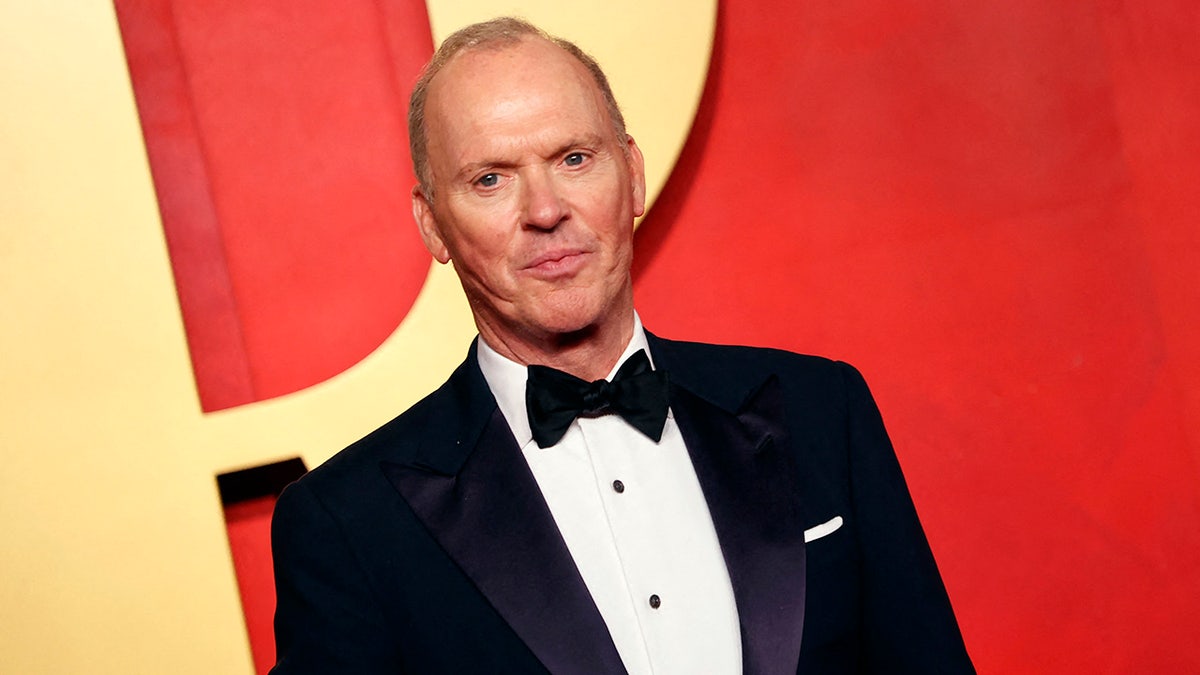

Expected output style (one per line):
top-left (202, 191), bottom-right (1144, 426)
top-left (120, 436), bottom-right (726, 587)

top-left (838, 361), bottom-right (975, 674)
top-left (269, 479), bottom-right (402, 674)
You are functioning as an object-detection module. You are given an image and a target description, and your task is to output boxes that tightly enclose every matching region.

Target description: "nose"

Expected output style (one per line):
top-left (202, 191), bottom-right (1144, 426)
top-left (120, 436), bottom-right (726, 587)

top-left (520, 167), bottom-right (568, 230)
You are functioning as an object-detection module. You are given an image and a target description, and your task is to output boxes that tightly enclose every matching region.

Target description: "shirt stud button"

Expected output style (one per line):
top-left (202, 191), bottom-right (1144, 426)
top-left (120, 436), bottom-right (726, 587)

top-left (612, 479), bottom-right (625, 493)
top-left (649, 594), bottom-right (661, 609)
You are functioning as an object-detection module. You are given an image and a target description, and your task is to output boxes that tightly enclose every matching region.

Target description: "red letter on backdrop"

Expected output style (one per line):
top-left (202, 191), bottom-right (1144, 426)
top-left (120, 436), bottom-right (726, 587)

top-left (115, 0), bottom-right (434, 412)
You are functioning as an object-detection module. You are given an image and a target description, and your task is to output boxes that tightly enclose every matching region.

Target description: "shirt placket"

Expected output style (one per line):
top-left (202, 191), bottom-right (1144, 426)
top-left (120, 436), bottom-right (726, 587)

top-left (577, 415), bottom-right (662, 674)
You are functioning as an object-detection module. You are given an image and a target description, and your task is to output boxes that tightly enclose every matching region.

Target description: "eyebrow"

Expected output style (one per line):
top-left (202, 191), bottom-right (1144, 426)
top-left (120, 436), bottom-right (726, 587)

top-left (455, 159), bottom-right (515, 183)
top-left (453, 133), bottom-right (609, 182)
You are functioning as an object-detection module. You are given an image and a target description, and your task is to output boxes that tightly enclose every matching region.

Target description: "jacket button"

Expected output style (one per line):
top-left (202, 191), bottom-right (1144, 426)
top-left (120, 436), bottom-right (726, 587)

top-left (648, 594), bottom-right (661, 609)
top-left (612, 479), bottom-right (625, 493)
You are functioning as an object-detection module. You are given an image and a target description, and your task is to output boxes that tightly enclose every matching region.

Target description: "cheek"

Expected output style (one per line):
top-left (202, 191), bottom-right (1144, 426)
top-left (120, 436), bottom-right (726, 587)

top-left (442, 206), bottom-right (517, 261)
top-left (456, 245), bottom-right (511, 285)
top-left (595, 196), bottom-right (636, 249)
top-left (448, 230), bottom-right (522, 293)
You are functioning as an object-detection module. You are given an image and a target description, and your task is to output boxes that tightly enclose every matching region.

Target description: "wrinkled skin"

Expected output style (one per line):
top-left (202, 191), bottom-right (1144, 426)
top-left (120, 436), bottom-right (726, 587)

top-left (413, 37), bottom-right (647, 379)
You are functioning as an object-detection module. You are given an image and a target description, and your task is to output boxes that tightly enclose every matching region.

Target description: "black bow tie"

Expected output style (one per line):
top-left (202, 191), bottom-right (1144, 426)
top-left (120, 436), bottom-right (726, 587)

top-left (526, 350), bottom-right (670, 449)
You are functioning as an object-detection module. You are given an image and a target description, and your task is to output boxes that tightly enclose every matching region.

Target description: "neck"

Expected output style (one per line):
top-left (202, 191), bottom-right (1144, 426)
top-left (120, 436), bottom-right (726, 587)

top-left (478, 312), bottom-right (636, 382)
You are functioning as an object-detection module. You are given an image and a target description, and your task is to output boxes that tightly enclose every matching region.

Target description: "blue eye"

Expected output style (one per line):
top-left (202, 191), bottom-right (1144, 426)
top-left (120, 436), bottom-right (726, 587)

top-left (476, 173), bottom-right (499, 187)
top-left (564, 152), bottom-right (585, 166)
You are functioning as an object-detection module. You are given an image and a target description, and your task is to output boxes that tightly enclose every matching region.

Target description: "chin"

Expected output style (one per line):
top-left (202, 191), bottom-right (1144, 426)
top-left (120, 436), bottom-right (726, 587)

top-left (523, 294), bottom-right (613, 338)
top-left (528, 311), bottom-right (602, 338)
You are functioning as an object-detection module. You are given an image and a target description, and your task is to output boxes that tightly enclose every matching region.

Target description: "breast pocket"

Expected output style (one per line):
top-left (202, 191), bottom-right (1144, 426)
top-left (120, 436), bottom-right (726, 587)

top-left (803, 513), bottom-right (862, 651)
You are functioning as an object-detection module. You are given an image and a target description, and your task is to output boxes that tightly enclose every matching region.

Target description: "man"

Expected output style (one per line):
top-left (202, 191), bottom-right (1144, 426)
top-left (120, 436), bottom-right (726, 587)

top-left (271, 17), bottom-right (973, 675)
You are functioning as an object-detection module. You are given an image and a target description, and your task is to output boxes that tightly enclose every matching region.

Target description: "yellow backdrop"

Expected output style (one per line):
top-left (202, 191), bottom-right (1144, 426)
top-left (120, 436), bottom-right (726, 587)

top-left (0, 1), bottom-right (713, 672)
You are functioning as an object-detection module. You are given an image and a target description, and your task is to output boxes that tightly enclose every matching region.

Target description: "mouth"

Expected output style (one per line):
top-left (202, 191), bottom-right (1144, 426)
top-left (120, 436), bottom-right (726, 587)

top-left (522, 249), bottom-right (590, 279)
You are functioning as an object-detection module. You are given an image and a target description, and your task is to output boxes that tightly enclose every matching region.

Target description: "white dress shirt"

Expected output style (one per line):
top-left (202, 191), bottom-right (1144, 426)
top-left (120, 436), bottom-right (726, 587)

top-left (477, 315), bottom-right (742, 675)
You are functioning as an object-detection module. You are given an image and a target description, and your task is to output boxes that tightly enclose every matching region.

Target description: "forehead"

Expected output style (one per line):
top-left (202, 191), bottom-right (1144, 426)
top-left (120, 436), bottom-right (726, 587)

top-left (423, 38), bottom-right (613, 164)
top-left (432, 36), bottom-right (598, 108)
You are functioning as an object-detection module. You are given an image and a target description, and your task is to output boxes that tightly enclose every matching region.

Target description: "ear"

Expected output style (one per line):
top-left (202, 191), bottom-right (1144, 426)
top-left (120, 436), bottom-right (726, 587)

top-left (412, 185), bottom-right (451, 264)
top-left (626, 135), bottom-right (647, 218)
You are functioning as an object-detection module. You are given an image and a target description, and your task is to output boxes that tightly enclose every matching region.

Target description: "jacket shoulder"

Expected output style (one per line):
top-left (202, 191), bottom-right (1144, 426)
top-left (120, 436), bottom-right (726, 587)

top-left (653, 336), bottom-right (840, 372)
top-left (650, 334), bottom-right (864, 406)
top-left (287, 355), bottom-right (484, 501)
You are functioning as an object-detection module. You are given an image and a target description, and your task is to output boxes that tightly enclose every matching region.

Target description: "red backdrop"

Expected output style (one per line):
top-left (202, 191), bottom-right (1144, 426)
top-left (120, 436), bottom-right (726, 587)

top-left (117, 0), bottom-right (1200, 672)
top-left (115, 0), bottom-right (433, 411)
top-left (634, 2), bottom-right (1200, 672)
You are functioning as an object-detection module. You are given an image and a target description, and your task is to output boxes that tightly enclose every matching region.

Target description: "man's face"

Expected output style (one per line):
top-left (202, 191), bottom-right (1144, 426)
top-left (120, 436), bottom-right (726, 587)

top-left (413, 37), bottom-right (646, 352)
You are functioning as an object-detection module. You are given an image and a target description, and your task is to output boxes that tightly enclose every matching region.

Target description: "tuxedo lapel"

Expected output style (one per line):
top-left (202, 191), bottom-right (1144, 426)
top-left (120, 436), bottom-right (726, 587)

top-left (378, 337), bottom-right (807, 675)
top-left (654, 338), bottom-right (808, 675)
top-left (382, 348), bottom-right (626, 675)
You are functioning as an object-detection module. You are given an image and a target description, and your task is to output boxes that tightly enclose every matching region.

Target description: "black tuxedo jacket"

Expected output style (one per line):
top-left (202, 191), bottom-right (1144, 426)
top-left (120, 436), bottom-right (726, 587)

top-left (270, 334), bottom-right (973, 674)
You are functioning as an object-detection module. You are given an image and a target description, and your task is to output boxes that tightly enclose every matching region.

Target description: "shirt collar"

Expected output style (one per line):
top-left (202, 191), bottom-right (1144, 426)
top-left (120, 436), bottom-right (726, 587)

top-left (476, 312), bottom-right (655, 448)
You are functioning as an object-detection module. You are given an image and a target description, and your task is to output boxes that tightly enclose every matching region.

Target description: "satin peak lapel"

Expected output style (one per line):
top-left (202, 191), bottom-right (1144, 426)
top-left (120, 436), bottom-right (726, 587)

top-left (671, 374), bottom-right (808, 675)
top-left (381, 359), bottom-right (626, 675)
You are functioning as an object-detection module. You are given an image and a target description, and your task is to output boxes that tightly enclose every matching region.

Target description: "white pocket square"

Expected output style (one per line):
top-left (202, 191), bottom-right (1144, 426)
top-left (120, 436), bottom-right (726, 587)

top-left (803, 515), bottom-right (844, 543)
